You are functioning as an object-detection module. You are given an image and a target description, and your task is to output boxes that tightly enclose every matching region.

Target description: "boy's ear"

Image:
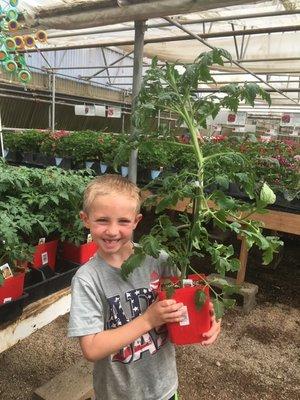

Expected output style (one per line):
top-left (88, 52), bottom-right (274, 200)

top-left (133, 213), bottom-right (143, 229)
top-left (80, 211), bottom-right (90, 228)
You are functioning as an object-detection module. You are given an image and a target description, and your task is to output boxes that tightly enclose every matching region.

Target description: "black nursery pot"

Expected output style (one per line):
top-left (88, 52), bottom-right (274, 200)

top-left (0, 293), bottom-right (28, 324)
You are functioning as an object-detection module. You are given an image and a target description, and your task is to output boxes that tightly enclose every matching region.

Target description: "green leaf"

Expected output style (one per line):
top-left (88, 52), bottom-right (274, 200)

top-left (165, 285), bottom-right (175, 299)
top-left (208, 277), bottom-right (229, 286)
top-left (194, 289), bottom-right (206, 310)
top-left (212, 190), bottom-right (236, 210)
top-left (212, 298), bottom-right (225, 321)
top-left (141, 235), bottom-right (161, 258)
top-left (222, 298), bottom-right (236, 309)
top-left (215, 175), bottom-right (230, 189)
top-left (121, 252), bottom-right (146, 279)
top-left (164, 226), bottom-right (179, 238)
top-left (260, 183), bottom-right (276, 205)
top-left (222, 284), bottom-right (239, 295)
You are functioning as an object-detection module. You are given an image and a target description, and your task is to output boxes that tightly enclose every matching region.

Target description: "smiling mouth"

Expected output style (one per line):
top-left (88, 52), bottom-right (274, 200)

top-left (103, 239), bottom-right (120, 244)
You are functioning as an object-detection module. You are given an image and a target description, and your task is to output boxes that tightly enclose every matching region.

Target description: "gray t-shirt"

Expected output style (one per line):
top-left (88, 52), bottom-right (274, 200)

top-left (68, 251), bottom-right (178, 400)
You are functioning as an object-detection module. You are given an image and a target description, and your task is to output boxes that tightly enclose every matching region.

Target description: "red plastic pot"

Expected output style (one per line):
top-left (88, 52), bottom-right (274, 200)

top-left (158, 274), bottom-right (211, 345)
top-left (61, 241), bottom-right (98, 265)
top-left (32, 239), bottom-right (59, 271)
top-left (0, 272), bottom-right (25, 304)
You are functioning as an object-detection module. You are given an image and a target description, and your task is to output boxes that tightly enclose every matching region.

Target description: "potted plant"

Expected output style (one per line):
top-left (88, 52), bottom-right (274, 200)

top-left (68, 131), bottom-right (102, 171)
top-left (98, 133), bottom-right (117, 174)
top-left (0, 211), bottom-right (34, 304)
top-left (113, 134), bottom-right (132, 177)
top-left (59, 217), bottom-right (98, 266)
top-left (138, 138), bottom-right (172, 182)
top-left (19, 130), bottom-right (49, 165)
top-left (40, 130), bottom-right (74, 169)
top-left (121, 49), bottom-right (283, 345)
top-left (3, 131), bottom-right (24, 164)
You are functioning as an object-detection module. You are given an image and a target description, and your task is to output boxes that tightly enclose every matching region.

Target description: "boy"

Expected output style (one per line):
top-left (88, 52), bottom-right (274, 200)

top-left (68, 175), bottom-right (220, 400)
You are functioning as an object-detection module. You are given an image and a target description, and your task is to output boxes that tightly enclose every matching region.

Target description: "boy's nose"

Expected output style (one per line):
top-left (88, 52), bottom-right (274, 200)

top-left (105, 223), bottom-right (119, 235)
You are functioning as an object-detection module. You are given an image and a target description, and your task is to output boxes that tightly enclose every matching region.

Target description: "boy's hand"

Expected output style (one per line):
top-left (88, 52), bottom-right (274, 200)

top-left (201, 302), bottom-right (221, 346)
top-left (143, 299), bottom-right (184, 330)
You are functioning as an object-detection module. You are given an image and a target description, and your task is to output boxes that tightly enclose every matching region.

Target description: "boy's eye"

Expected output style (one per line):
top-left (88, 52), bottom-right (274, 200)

top-left (96, 218), bottom-right (108, 223)
top-left (119, 219), bottom-right (130, 224)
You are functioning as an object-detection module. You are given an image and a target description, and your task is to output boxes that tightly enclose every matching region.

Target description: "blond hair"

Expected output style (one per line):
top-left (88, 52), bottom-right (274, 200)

top-left (83, 174), bottom-right (141, 213)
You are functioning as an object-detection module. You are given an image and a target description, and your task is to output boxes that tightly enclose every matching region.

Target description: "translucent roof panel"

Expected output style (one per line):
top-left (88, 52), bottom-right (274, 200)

top-left (5, 1), bottom-right (300, 106)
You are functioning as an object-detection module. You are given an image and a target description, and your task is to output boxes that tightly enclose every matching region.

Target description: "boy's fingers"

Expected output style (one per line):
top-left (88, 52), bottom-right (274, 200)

top-left (161, 299), bottom-right (183, 308)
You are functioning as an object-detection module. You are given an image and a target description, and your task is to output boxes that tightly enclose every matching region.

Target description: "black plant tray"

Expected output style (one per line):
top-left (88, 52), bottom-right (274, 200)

top-left (24, 264), bottom-right (79, 306)
top-left (0, 293), bottom-right (29, 324)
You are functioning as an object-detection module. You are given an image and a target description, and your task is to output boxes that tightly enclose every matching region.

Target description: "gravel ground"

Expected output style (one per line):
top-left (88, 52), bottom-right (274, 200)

top-left (0, 237), bottom-right (299, 400)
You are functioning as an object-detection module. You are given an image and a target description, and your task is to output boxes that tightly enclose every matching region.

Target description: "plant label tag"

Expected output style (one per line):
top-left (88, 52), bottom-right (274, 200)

top-left (41, 252), bottom-right (48, 265)
top-left (38, 237), bottom-right (46, 245)
top-left (179, 306), bottom-right (190, 326)
top-left (0, 263), bottom-right (13, 279)
top-left (3, 297), bottom-right (12, 304)
top-left (182, 279), bottom-right (193, 287)
top-left (87, 234), bottom-right (92, 243)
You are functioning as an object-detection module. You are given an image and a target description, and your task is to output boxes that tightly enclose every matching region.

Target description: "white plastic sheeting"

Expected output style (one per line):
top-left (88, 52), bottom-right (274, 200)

top-left (10, 1), bottom-right (300, 105)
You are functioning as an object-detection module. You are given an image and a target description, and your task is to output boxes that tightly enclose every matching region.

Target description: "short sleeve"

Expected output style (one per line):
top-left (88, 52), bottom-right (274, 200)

top-left (68, 276), bottom-right (104, 338)
top-left (157, 250), bottom-right (181, 277)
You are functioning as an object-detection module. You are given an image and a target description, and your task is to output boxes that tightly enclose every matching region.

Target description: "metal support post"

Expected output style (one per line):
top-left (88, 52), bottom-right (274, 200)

top-left (128, 20), bottom-right (146, 184)
top-left (0, 108), bottom-right (4, 158)
top-left (51, 73), bottom-right (56, 132)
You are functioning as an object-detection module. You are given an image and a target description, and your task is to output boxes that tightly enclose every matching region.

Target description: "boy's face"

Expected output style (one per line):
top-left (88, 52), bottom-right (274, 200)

top-left (80, 193), bottom-right (142, 258)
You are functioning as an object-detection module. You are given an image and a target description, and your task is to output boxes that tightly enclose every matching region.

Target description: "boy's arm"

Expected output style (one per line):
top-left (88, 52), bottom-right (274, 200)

top-left (79, 298), bottom-right (184, 362)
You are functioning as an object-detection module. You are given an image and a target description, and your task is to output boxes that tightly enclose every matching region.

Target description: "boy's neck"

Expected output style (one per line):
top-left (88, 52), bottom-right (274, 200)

top-left (97, 242), bottom-right (134, 269)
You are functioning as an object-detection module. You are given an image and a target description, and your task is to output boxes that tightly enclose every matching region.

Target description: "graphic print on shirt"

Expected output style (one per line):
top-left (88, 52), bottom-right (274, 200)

top-left (107, 286), bottom-right (168, 364)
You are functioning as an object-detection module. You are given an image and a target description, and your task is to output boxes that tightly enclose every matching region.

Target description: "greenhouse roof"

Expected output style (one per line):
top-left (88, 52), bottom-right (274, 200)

top-left (7, 1), bottom-right (300, 106)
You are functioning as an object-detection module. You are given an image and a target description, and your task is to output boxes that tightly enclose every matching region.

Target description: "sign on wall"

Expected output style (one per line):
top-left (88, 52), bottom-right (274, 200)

top-left (74, 105), bottom-right (106, 117)
top-left (209, 110), bottom-right (247, 126)
top-left (107, 106), bottom-right (122, 118)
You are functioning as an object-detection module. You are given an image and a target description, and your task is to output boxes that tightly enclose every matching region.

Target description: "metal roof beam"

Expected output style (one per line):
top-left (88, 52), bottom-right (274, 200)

top-left (25, 0), bottom-right (261, 30)
top-left (22, 25), bottom-right (300, 53)
top-left (47, 9), bottom-right (300, 39)
top-left (164, 16), bottom-right (299, 105)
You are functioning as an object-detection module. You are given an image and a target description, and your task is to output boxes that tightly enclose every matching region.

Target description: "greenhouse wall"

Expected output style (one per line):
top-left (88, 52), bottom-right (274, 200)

top-left (0, 97), bottom-right (131, 132)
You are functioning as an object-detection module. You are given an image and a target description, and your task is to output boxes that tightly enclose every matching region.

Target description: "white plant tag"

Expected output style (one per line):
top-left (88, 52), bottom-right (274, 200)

top-left (3, 297), bottom-right (12, 304)
top-left (38, 237), bottom-right (46, 245)
top-left (86, 233), bottom-right (92, 243)
top-left (41, 252), bottom-right (48, 265)
top-left (0, 263), bottom-right (13, 279)
top-left (182, 279), bottom-right (193, 287)
top-left (179, 306), bottom-right (190, 326)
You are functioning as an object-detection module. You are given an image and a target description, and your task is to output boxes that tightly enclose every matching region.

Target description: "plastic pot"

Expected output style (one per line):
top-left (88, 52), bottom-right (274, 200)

top-left (158, 274), bottom-right (211, 345)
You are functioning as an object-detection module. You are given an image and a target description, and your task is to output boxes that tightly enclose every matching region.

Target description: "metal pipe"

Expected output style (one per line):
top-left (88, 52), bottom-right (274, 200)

top-left (87, 50), bottom-right (134, 80)
top-left (231, 23), bottom-right (240, 60)
top-left (51, 73), bottom-right (56, 132)
top-left (44, 65), bottom-right (158, 70)
top-left (164, 16), bottom-right (300, 105)
top-left (21, 24), bottom-right (300, 53)
top-left (26, 0), bottom-right (257, 30)
top-left (42, 57), bottom-right (300, 71)
top-left (46, 9), bottom-right (300, 39)
top-left (194, 88), bottom-right (300, 93)
top-left (129, 20), bottom-right (146, 184)
top-left (0, 108), bottom-right (4, 158)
